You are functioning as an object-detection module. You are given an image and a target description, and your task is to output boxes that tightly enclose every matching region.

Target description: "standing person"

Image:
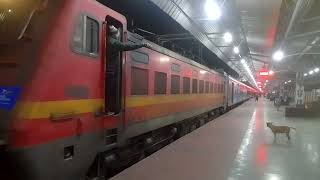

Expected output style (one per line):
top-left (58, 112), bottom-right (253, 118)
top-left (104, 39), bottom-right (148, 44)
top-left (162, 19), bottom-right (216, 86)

top-left (255, 95), bottom-right (259, 102)
top-left (275, 96), bottom-right (281, 111)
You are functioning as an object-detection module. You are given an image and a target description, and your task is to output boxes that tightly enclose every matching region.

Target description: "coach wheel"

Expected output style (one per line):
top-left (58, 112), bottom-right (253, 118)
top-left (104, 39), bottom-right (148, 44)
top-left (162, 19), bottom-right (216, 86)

top-left (199, 119), bottom-right (206, 126)
top-left (190, 123), bottom-right (197, 132)
top-left (226, 106), bottom-right (230, 111)
top-left (214, 109), bottom-right (220, 117)
top-left (138, 152), bottom-right (146, 161)
top-left (176, 123), bottom-right (188, 138)
top-left (208, 111), bottom-right (214, 119)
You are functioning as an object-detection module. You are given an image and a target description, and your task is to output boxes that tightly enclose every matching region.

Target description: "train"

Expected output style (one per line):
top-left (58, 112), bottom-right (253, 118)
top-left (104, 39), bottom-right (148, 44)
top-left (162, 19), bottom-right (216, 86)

top-left (0, 0), bottom-right (257, 180)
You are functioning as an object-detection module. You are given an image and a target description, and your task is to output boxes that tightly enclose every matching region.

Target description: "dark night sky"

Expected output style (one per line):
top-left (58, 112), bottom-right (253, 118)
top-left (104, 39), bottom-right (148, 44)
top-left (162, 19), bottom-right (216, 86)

top-left (100, 0), bottom-right (238, 77)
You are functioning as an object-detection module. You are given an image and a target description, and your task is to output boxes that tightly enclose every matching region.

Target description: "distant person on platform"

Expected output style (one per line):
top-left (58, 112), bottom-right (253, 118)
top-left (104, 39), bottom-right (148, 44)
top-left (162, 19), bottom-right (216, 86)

top-left (275, 96), bottom-right (281, 111)
top-left (108, 25), bottom-right (151, 52)
top-left (255, 94), bottom-right (259, 102)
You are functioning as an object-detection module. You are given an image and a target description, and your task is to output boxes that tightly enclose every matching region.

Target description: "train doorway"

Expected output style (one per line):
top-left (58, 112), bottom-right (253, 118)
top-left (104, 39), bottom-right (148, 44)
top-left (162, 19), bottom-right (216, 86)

top-left (231, 82), bottom-right (234, 104)
top-left (104, 17), bottom-right (124, 115)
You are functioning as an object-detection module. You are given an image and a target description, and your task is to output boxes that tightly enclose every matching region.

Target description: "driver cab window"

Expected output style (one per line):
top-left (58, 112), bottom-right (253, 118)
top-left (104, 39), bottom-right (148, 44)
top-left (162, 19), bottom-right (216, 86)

top-left (71, 15), bottom-right (99, 57)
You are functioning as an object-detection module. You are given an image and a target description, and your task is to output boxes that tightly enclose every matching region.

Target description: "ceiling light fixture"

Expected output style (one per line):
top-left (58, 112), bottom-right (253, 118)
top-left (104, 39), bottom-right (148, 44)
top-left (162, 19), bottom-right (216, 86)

top-left (204, 0), bottom-right (221, 20)
top-left (223, 32), bottom-right (233, 43)
top-left (272, 50), bottom-right (284, 61)
top-left (240, 58), bottom-right (257, 88)
top-left (314, 68), bottom-right (319, 73)
top-left (233, 46), bottom-right (239, 54)
top-left (309, 70), bottom-right (314, 75)
top-left (200, 70), bottom-right (207, 74)
top-left (160, 57), bottom-right (170, 62)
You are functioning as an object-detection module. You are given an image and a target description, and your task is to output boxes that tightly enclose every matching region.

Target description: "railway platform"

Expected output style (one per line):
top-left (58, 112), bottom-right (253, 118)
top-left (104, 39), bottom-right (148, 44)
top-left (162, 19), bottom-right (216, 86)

top-left (111, 98), bottom-right (320, 180)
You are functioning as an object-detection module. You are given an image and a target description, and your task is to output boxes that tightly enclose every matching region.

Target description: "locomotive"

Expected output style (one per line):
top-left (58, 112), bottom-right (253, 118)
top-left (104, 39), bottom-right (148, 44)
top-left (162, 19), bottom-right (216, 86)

top-left (0, 0), bottom-right (257, 179)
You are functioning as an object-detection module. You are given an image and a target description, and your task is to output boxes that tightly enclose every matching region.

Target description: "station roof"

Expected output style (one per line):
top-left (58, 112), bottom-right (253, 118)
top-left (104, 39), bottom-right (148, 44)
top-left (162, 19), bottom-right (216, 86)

top-left (103, 0), bottom-right (320, 89)
top-left (147, 0), bottom-right (282, 87)
top-left (272, 0), bottom-right (320, 89)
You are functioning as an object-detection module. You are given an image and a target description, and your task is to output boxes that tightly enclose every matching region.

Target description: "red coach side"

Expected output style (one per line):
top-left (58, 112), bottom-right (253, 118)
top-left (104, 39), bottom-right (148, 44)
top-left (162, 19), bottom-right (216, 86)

top-left (121, 33), bottom-right (226, 140)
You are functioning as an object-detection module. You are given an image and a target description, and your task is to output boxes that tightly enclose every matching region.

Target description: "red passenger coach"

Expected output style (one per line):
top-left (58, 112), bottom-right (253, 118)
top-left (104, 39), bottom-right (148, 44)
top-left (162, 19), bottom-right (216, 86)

top-left (0, 1), bottom-right (256, 180)
top-left (226, 77), bottom-right (257, 108)
top-left (121, 33), bottom-right (226, 141)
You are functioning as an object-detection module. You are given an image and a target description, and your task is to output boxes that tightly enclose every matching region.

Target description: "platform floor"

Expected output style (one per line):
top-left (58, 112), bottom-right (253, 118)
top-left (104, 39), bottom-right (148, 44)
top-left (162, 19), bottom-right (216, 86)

top-left (111, 99), bottom-right (320, 180)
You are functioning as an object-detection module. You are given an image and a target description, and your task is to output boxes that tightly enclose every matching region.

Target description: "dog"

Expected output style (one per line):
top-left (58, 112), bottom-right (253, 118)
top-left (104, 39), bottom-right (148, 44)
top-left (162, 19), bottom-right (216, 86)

top-left (266, 122), bottom-right (296, 140)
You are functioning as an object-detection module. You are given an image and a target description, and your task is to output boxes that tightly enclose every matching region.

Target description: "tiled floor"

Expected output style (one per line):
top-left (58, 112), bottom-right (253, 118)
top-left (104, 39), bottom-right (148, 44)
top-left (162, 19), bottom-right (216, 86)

top-left (111, 99), bottom-right (320, 180)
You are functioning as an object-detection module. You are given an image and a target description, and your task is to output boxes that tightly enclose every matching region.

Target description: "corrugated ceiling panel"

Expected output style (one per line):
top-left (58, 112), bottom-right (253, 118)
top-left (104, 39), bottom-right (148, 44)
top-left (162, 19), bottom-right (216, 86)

top-left (149, 0), bottom-right (249, 79)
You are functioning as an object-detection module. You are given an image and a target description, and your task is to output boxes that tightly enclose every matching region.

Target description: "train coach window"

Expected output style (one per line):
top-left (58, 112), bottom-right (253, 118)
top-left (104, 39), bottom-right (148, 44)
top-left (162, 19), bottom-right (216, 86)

top-left (171, 75), bottom-right (180, 94)
top-left (192, 79), bottom-right (198, 94)
top-left (155, 72), bottom-right (167, 95)
top-left (205, 81), bottom-right (209, 93)
top-left (183, 77), bottom-right (190, 94)
top-left (214, 83), bottom-right (218, 93)
top-left (85, 17), bottom-right (99, 54)
top-left (210, 82), bottom-right (213, 93)
top-left (72, 15), bottom-right (99, 57)
top-left (72, 15), bottom-right (84, 52)
top-left (199, 80), bottom-right (204, 93)
top-left (131, 67), bottom-right (148, 95)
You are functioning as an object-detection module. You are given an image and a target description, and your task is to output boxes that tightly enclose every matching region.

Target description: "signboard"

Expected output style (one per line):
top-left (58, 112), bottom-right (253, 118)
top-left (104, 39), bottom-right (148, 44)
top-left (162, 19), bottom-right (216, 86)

top-left (258, 68), bottom-right (270, 76)
top-left (0, 87), bottom-right (21, 110)
top-left (257, 68), bottom-right (274, 82)
top-left (259, 71), bottom-right (269, 76)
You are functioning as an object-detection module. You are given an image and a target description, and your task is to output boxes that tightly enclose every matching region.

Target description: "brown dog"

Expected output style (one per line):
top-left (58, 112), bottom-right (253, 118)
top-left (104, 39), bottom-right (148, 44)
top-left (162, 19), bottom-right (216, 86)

top-left (266, 122), bottom-right (296, 140)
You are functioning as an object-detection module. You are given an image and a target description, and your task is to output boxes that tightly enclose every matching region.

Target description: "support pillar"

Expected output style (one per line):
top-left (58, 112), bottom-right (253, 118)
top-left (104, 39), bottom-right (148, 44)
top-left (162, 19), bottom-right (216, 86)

top-left (295, 72), bottom-right (305, 107)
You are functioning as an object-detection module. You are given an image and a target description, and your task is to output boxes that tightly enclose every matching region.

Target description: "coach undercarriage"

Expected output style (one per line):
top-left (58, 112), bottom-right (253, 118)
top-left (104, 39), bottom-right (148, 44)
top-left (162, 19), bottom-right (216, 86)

top-left (86, 106), bottom-right (227, 179)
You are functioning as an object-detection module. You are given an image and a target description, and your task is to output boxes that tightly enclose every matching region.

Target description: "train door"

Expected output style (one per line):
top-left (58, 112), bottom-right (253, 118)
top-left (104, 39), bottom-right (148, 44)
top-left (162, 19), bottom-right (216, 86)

top-left (104, 17), bottom-right (124, 114)
top-left (228, 81), bottom-right (232, 105)
top-left (231, 82), bottom-right (234, 104)
top-left (223, 75), bottom-right (229, 110)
